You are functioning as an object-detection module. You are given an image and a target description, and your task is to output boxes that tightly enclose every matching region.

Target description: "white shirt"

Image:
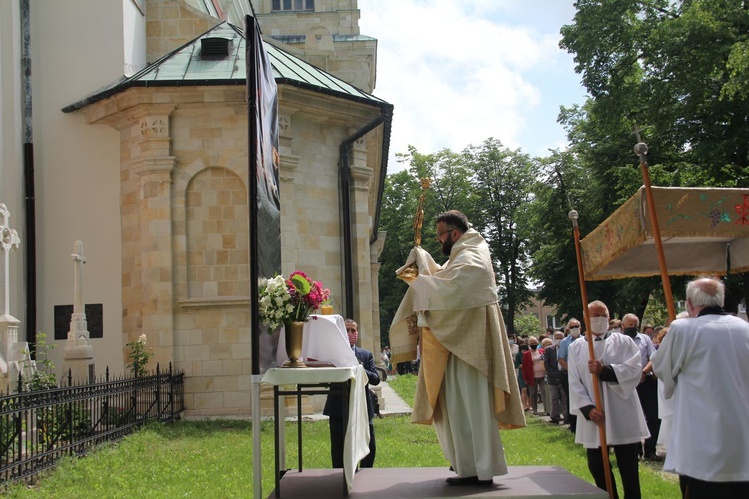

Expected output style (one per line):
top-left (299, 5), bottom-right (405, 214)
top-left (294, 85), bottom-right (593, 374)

top-left (568, 333), bottom-right (649, 448)
top-left (632, 332), bottom-right (655, 368)
top-left (652, 313), bottom-right (749, 482)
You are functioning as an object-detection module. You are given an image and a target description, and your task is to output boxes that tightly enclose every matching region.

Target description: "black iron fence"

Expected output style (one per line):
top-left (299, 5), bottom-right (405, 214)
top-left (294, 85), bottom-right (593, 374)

top-left (0, 363), bottom-right (184, 484)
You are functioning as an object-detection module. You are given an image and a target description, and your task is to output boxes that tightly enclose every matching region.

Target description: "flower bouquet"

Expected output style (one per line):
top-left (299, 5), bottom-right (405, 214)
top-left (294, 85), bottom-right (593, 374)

top-left (259, 271), bottom-right (328, 367)
top-left (258, 271), bottom-right (327, 331)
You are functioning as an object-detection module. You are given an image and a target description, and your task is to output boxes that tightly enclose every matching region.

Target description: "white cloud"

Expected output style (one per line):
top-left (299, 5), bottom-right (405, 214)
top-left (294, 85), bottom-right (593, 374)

top-left (358, 0), bottom-right (586, 170)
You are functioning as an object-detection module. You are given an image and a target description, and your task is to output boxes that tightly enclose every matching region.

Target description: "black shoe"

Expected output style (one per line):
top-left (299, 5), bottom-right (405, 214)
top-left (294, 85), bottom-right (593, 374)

top-left (445, 476), bottom-right (493, 487)
top-left (549, 418), bottom-right (561, 424)
top-left (643, 452), bottom-right (664, 462)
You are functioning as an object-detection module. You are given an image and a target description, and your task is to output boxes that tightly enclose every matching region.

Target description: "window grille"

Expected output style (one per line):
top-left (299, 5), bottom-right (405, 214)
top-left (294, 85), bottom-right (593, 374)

top-left (272, 0), bottom-right (314, 12)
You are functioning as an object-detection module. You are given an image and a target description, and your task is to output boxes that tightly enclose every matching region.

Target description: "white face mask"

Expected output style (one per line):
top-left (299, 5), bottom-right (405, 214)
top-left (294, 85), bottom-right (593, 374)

top-left (569, 327), bottom-right (581, 338)
top-left (590, 316), bottom-right (609, 335)
top-left (554, 338), bottom-right (562, 346)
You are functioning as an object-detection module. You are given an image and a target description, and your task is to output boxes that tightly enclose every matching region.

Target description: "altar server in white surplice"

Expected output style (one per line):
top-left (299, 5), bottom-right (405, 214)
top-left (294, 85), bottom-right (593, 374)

top-left (568, 300), bottom-right (649, 499)
top-left (652, 277), bottom-right (749, 499)
top-left (390, 210), bottom-right (525, 488)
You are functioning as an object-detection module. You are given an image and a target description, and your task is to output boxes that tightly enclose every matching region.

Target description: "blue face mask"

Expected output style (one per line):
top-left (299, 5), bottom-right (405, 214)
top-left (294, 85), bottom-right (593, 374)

top-left (509, 340), bottom-right (516, 345)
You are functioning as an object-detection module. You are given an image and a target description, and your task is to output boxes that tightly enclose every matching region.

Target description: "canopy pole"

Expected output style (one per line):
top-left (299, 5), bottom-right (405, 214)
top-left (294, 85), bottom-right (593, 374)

top-left (633, 130), bottom-right (676, 323)
top-left (569, 210), bottom-right (615, 499)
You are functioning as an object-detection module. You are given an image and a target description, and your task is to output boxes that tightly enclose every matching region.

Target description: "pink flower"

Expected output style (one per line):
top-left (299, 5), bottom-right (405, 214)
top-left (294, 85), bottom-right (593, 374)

top-left (277, 270), bottom-right (326, 322)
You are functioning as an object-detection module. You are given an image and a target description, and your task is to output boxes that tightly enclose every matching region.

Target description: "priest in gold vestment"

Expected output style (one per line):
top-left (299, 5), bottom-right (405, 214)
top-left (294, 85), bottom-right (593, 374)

top-left (390, 210), bottom-right (525, 486)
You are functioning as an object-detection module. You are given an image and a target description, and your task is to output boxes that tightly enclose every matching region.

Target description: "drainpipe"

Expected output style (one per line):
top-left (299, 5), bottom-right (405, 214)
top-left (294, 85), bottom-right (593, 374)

top-left (338, 105), bottom-right (393, 319)
top-left (21, 0), bottom-right (38, 351)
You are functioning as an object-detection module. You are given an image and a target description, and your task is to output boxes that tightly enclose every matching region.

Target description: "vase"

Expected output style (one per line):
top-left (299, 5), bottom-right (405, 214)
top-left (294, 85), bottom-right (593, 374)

top-left (283, 320), bottom-right (307, 368)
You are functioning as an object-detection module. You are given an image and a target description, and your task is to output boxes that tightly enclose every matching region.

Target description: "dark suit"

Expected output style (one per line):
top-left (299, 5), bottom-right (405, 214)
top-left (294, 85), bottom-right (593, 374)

top-left (544, 345), bottom-right (567, 421)
top-left (323, 345), bottom-right (380, 468)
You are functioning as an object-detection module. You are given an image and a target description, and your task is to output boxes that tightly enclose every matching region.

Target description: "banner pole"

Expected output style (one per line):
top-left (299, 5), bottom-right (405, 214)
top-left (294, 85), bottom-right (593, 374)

top-left (633, 130), bottom-right (676, 323)
top-left (569, 209), bottom-right (615, 499)
top-left (247, 15), bottom-right (262, 499)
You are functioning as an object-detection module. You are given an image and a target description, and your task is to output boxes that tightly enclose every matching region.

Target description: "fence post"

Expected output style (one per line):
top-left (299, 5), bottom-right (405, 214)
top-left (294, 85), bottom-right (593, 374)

top-left (156, 363), bottom-right (161, 419)
top-left (67, 401), bottom-right (74, 456)
top-left (16, 373), bottom-right (23, 460)
top-left (169, 362), bottom-right (175, 419)
top-left (131, 377), bottom-right (137, 421)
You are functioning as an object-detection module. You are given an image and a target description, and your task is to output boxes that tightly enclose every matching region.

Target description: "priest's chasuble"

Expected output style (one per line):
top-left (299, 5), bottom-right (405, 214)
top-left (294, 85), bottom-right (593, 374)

top-left (390, 229), bottom-right (526, 430)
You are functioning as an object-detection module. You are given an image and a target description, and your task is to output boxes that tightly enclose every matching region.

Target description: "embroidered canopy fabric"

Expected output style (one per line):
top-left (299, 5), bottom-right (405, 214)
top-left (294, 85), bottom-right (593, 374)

top-left (581, 187), bottom-right (749, 281)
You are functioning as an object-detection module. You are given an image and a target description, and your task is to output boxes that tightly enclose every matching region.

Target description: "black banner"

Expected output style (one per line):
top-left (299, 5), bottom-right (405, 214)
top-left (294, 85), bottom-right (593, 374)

top-left (247, 16), bottom-right (282, 375)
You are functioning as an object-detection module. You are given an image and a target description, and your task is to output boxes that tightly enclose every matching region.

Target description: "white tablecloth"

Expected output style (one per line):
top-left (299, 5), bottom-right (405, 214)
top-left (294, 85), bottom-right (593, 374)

top-left (261, 365), bottom-right (370, 491)
top-left (275, 314), bottom-right (358, 367)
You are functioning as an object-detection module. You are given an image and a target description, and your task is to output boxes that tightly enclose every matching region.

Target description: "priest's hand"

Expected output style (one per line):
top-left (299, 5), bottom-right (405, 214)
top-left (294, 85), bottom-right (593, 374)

top-left (399, 247), bottom-right (419, 269)
top-left (588, 359), bottom-right (603, 374)
top-left (396, 247), bottom-right (433, 282)
top-left (396, 247), bottom-right (419, 282)
top-left (589, 408), bottom-right (605, 427)
top-left (397, 271), bottom-right (417, 283)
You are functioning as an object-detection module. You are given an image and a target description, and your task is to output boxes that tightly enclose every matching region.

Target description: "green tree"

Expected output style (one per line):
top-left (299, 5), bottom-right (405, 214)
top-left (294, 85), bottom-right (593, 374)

top-left (552, 0), bottom-right (749, 310)
top-left (561, 0), bottom-right (749, 187)
top-left (514, 314), bottom-right (542, 338)
top-left (466, 139), bottom-right (536, 333)
top-left (526, 148), bottom-right (673, 320)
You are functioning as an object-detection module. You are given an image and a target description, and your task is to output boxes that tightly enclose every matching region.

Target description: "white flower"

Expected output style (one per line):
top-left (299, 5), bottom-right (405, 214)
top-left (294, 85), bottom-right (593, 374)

top-left (138, 334), bottom-right (147, 344)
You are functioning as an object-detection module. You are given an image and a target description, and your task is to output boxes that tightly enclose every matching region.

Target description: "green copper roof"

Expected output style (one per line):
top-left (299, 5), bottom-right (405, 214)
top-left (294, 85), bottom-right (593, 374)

top-left (63, 22), bottom-right (388, 112)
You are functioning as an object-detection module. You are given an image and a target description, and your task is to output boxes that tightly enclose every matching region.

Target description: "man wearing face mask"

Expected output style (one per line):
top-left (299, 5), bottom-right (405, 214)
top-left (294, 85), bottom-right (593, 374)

top-left (558, 318), bottom-right (581, 431)
top-left (544, 330), bottom-right (567, 424)
top-left (622, 313), bottom-right (660, 462)
top-left (568, 301), bottom-right (649, 499)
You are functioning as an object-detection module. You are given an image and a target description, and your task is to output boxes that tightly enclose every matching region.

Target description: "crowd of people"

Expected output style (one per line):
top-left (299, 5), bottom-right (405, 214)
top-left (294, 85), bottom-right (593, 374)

top-left (506, 278), bottom-right (749, 498)
top-left (510, 313), bottom-right (673, 450)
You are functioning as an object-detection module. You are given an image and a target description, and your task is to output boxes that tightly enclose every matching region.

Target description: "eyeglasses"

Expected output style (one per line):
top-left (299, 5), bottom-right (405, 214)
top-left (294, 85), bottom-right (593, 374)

top-left (346, 328), bottom-right (358, 332)
top-left (436, 228), bottom-right (454, 242)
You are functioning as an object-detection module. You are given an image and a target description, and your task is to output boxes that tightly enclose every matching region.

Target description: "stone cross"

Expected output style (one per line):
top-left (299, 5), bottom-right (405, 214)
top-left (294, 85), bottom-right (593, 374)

top-left (72, 240), bottom-right (87, 315)
top-left (64, 240), bottom-right (94, 383)
top-left (0, 204), bottom-right (21, 317)
top-left (69, 240), bottom-right (89, 337)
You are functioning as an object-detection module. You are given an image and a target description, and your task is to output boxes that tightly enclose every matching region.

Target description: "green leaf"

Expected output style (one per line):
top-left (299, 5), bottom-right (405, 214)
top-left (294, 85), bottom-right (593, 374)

top-left (290, 274), bottom-right (311, 295)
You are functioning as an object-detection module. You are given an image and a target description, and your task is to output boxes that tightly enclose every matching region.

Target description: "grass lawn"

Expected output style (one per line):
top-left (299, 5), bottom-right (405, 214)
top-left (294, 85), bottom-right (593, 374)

top-left (4, 374), bottom-right (680, 498)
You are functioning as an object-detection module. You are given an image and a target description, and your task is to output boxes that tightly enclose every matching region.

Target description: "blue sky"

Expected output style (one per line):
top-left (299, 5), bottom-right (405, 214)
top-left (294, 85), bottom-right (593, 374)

top-left (358, 0), bottom-right (588, 171)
